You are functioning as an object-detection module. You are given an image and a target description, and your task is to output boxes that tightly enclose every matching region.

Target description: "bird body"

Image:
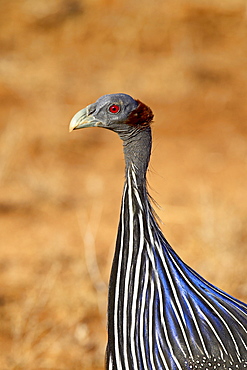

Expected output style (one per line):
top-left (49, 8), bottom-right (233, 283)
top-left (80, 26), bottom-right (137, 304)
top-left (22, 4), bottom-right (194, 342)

top-left (70, 94), bottom-right (247, 370)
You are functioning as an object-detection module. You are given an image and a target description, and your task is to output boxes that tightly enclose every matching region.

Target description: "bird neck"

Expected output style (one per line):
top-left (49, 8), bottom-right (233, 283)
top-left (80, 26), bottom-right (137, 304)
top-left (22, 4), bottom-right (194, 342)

top-left (119, 127), bottom-right (152, 186)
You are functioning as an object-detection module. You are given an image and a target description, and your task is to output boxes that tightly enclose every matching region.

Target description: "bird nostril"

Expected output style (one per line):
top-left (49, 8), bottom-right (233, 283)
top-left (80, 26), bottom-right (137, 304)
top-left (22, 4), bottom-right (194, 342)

top-left (88, 104), bottom-right (96, 116)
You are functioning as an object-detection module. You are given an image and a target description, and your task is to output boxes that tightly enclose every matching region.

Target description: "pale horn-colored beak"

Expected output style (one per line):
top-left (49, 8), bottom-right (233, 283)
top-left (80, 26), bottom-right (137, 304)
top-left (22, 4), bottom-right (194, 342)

top-left (69, 105), bottom-right (102, 132)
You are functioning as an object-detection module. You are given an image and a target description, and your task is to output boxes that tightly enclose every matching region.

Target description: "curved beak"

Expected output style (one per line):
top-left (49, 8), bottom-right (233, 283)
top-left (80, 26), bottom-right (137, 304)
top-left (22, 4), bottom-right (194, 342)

top-left (69, 105), bottom-right (102, 132)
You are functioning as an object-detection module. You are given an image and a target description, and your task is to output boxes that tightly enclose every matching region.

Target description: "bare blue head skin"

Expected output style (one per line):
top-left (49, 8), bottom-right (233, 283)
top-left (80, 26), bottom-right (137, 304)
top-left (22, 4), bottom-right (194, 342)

top-left (69, 93), bottom-right (154, 183)
top-left (69, 93), bottom-right (138, 133)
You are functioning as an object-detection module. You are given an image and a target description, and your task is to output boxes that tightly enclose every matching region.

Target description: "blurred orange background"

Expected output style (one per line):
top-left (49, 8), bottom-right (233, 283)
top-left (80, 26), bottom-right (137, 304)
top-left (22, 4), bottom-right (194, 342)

top-left (0, 0), bottom-right (247, 369)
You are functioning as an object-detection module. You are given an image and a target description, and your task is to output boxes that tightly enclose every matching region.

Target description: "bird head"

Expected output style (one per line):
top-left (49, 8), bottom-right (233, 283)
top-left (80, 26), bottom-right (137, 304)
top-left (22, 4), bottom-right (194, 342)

top-left (69, 93), bottom-right (153, 135)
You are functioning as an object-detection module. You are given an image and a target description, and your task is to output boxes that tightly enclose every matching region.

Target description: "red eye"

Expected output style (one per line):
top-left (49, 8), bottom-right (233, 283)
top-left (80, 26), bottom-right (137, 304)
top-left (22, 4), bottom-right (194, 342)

top-left (109, 104), bottom-right (120, 114)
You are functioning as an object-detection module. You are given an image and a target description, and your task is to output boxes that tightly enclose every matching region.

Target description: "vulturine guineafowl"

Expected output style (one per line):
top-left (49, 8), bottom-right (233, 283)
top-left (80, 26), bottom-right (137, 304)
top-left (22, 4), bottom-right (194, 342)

top-left (70, 93), bottom-right (247, 370)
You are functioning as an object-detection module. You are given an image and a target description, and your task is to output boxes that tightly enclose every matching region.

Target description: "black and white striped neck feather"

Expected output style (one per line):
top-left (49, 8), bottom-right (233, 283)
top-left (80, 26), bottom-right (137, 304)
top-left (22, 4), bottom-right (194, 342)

top-left (107, 127), bottom-right (247, 370)
top-left (69, 93), bottom-right (247, 370)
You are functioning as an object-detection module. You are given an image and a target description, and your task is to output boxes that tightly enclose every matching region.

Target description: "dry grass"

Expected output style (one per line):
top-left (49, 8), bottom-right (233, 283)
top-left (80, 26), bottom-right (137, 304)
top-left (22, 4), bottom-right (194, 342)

top-left (0, 0), bottom-right (246, 368)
